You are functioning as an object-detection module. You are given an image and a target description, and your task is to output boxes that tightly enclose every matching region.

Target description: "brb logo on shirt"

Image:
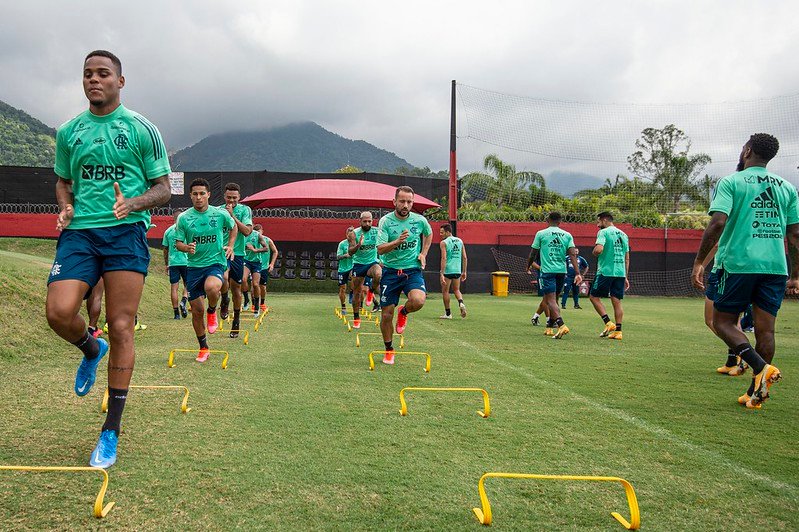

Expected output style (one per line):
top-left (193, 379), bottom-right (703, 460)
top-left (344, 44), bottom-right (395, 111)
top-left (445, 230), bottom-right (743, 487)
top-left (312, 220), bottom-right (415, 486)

top-left (81, 165), bottom-right (125, 180)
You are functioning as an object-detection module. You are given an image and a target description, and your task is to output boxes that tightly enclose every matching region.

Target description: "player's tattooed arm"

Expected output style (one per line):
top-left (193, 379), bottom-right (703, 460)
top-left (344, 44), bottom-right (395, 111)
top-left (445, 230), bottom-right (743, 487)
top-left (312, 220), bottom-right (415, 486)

top-left (113, 176), bottom-right (171, 219)
top-left (348, 232), bottom-right (363, 256)
top-left (527, 249), bottom-right (540, 273)
top-left (163, 248), bottom-right (169, 267)
top-left (440, 241), bottom-right (447, 273)
top-left (695, 212), bottom-right (727, 265)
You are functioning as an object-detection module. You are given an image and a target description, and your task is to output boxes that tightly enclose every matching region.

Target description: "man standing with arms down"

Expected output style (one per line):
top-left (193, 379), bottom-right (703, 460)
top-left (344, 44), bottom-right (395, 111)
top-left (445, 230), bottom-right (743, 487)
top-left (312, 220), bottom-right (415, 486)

top-left (46, 50), bottom-right (172, 468)
top-left (527, 212), bottom-right (582, 339)
top-left (336, 227), bottom-right (355, 315)
top-left (439, 223), bottom-right (468, 319)
top-left (176, 179), bottom-right (236, 361)
top-left (692, 133), bottom-right (799, 409)
top-left (561, 249), bottom-right (589, 309)
top-left (162, 210), bottom-right (189, 320)
top-left (377, 186), bottom-right (433, 364)
top-left (349, 212), bottom-right (382, 329)
top-left (588, 212), bottom-right (629, 340)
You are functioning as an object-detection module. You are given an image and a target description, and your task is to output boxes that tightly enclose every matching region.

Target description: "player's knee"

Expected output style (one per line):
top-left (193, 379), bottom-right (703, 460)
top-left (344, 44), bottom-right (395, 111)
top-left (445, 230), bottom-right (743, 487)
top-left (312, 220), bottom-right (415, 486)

top-left (106, 316), bottom-right (134, 339)
top-left (45, 300), bottom-right (75, 328)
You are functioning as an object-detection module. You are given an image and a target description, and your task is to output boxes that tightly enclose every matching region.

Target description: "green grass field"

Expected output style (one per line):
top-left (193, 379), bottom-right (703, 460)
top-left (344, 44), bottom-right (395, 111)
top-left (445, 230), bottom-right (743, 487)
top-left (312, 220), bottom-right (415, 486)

top-left (0, 238), bottom-right (797, 530)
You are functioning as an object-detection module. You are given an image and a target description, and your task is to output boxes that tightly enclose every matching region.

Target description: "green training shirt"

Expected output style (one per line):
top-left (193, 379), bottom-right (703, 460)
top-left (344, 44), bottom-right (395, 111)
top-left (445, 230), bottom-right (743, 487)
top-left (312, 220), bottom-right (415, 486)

top-left (244, 230), bottom-right (263, 262)
top-left (710, 166), bottom-right (799, 275)
top-left (225, 203), bottom-right (253, 256)
top-left (260, 235), bottom-right (273, 267)
top-left (337, 240), bottom-right (353, 272)
top-left (595, 226), bottom-right (629, 277)
top-left (442, 236), bottom-right (465, 275)
top-left (161, 224), bottom-right (188, 267)
top-left (352, 227), bottom-right (378, 265)
top-left (175, 206), bottom-right (235, 268)
top-left (54, 104), bottom-right (171, 230)
top-left (376, 211), bottom-right (433, 270)
top-left (532, 226), bottom-right (575, 274)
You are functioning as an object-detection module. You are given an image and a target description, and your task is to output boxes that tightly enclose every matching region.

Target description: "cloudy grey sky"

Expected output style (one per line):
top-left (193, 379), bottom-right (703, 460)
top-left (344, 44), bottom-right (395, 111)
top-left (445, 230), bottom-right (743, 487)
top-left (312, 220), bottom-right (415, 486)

top-left (2, 1), bottom-right (798, 178)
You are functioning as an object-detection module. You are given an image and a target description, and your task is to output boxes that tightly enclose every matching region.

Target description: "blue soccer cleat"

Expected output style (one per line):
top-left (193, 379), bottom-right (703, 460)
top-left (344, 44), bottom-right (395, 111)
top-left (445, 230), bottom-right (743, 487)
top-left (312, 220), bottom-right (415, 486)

top-left (89, 429), bottom-right (118, 469)
top-left (74, 338), bottom-right (108, 397)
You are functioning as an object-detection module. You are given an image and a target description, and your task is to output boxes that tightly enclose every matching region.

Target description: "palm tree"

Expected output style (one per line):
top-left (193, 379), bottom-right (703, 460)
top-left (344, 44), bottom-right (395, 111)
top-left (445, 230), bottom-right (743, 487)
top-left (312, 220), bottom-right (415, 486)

top-left (461, 154), bottom-right (545, 209)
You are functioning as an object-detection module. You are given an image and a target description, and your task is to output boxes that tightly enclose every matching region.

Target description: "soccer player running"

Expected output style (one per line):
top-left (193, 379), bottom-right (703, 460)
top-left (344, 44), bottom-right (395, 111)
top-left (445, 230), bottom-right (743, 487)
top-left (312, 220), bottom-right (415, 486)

top-left (376, 186), bottom-right (433, 364)
top-left (527, 212), bottom-right (582, 339)
top-left (45, 50), bottom-right (171, 468)
top-left (244, 223), bottom-right (276, 317)
top-left (561, 249), bottom-right (589, 309)
top-left (692, 133), bottom-right (799, 409)
top-left (336, 227), bottom-right (355, 314)
top-left (588, 212), bottom-right (629, 340)
top-left (162, 210), bottom-right (190, 320)
top-left (439, 223), bottom-right (468, 319)
top-left (175, 179), bottom-right (236, 361)
top-left (348, 211), bottom-right (382, 329)
top-left (218, 183), bottom-right (253, 338)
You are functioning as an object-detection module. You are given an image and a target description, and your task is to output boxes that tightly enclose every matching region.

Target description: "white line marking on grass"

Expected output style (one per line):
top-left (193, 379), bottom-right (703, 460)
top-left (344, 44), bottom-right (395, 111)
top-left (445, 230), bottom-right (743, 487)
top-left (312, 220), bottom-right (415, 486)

top-left (417, 320), bottom-right (799, 497)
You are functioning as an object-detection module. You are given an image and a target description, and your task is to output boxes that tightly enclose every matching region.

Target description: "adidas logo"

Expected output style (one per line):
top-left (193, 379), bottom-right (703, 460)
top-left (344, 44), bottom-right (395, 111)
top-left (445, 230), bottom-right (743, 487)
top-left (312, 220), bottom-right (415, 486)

top-left (74, 138), bottom-right (83, 146)
top-left (751, 187), bottom-right (778, 209)
top-left (550, 237), bottom-right (562, 246)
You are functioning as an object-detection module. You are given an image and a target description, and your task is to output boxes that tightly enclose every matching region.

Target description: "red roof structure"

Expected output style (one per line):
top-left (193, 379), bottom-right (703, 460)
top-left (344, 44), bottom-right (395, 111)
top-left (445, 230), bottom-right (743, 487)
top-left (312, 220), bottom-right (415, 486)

top-left (241, 179), bottom-right (441, 213)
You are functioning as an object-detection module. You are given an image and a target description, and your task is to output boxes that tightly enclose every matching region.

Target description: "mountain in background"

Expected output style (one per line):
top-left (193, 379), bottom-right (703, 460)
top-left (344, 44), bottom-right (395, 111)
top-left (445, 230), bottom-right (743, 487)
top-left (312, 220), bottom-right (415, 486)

top-left (0, 100), bottom-right (56, 167)
top-left (171, 121), bottom-right (414, 172)
top-left (544, 170), bottom-right (606, 197)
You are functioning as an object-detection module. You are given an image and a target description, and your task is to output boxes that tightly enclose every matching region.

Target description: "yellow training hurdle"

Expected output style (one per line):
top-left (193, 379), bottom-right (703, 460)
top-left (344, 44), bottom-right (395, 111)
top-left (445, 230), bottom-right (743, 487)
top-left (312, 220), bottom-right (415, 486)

top-left (168, 349), bottom-right (230, 369)
top-left (356, 332), bottom-right (403, 348)
top-left (399, 387), bottom-right (490, 417)
top-left (225, 330), bottom-right (250, 345)
top-left (0, 465), bottom-right (115, 518)
top-left (368, 350), bottom-right (430, 372)
top-left (472, 472), bottom-right (640, 529)
top-left (102, 385), bottom-right (191, 414)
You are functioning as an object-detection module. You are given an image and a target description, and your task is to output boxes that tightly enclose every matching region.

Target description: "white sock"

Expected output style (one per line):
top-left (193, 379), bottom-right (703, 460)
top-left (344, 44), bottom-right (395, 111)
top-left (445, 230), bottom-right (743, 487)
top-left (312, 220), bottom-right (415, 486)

top-left (533, 312), bottom-right (540, 319)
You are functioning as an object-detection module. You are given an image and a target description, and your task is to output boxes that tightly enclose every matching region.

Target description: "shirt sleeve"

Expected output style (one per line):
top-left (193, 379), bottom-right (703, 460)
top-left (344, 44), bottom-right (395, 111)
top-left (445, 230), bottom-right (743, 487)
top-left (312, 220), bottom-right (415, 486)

top-left (566, 233), bottom-right (575, 249)
top-left (787, 186), bottom-right (799, 225)
top-left (532, 232), bottom-right (541, 250)
top-left (241, 205), bottom-right (253, 226)
top-left (595, 229), bottom-right (606, 246)
top-left (623, 234), bottom-right (630, 253)
top-left (376, 218), bottom-right (388, 246)
top-left (224, 210), bottom-right (235, 230)
top-left (421, 217), bottom-right (432, 236)
top-left (54, 127), bottom-right (72, 180)
top-left (134, 116), bottom-right (171, 179)
top-left (175, 217), bottom-right (186, 243)
top-left (161, 229), bottom-right (170, 247)
top-left (709, 175), bottom-right (734, 216)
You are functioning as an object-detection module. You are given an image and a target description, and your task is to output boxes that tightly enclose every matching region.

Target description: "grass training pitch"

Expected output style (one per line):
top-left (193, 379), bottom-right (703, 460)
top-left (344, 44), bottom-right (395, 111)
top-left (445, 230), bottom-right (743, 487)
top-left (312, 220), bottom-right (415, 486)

top-left (0, 238), bottom-right (797, 530)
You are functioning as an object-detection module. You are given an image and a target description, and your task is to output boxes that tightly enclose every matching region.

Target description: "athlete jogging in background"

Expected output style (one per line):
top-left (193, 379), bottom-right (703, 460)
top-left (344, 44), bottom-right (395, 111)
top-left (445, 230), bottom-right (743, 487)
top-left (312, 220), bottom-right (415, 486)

top-left (376, 186), bottom-right (433, 364)
top-left (256, 229), bottom-right (277, 313)
top-left (692, 133), bottom-right (799, 409)
top-left (45, 50), bottom-right (172, 468)
top-left (176, 178), bottom-right (236, 362)
top-left (348, 212), bottom-right (382, 329)
top-left (439, 223), bottom-right (467, 319)
top-left (162, 210), bottom-right (189, 319)
top-left (336, 227), bottom-right (355, 314)
top-left (588, 212), bottom-right (629, 340)
top-left (218, 183), bottom-right (252, 338)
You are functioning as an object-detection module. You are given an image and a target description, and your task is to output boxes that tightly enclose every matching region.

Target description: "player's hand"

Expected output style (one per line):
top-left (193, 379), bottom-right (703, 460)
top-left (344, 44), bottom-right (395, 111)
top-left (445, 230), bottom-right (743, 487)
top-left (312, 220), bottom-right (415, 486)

top-left (268, 265), bottom-right (274, 273)
top-left (398, 229), bottom-right (409, 243)
top-left (461, 272), bottom-right (467, 282)
top-left (187, 242), bottom-right (197, 254)
top-left (787, 278), bottom-right (799, 295)
top-left (440, 273), bottom-right (445, 285)
top-left (225, 203), bottom-right (234, 215)
top-left (224, 245), bottom-right (234, 260)
top-left (691, 263), bottom-right (705, 291)
top-left (625, 278), bottom-right (631, 291)
top-left (574, 274), bottom-right (583, 285)
top-left (112, 183), bottom-right (133, 220)
top-left (56, 204), bottom-right (74, 231)
top-left (418, 253), bottom-right (426, 269)
top-left (359, 234), bottom-right (364, 245)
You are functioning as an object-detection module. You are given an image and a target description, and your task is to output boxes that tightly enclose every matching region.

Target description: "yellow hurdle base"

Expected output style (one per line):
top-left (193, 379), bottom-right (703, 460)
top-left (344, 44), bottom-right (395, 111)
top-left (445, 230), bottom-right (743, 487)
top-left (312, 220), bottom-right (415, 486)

top-left (168, 349), bottom-right (230, 369)
top-left (472, 472), bottom-right (640, 529)
top-left (0, 465), bottom-right (114, 518)
top-left (102, 385), bottom-right (191, 414)
top-left (399, 387), bottom-right (490, 417)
